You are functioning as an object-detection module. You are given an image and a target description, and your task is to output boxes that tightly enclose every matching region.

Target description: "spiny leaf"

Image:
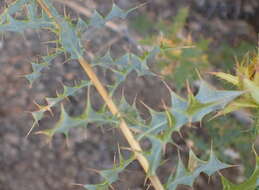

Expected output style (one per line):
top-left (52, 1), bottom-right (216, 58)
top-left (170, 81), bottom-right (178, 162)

top-left (31, 62), bottom-right (49, 72)
top-left (130, 106), bottom-right (172, 176)
top-left (188, 149), bottom-right (206, 172)
top-left (89, 10), bottom-right (105, 28)
top-left (194, 150), bottom-right (231, 176)
top-left (195, 80), bottom-right (244, 109)
top-left (92, 45), bottom-right (167, 81)
top-left (37, 0), bottom-right (83, 59)
top-left (34, 80), bottom-right (90, 113)
top-left (0, 0), bottom-right (30, 23)
top-left (166, 156), bottom-right (196, 189)
top-left (94, 51), bottom-right (153, 76)
top-left (146, 137), bottom-right (163, 176)
top-left (192, 80), bottom-right (244, 121)
top-left (89, 3), bottom-right (140, 29)
top-left (31, 109), bottom-right (45, 126)
top-left (136, 109), bottom-right (169, 140)
top-left (211, 54), bottom-right (259, 114)
top-left (169, 80), bottom-right (244, 130)
top-left (24, 51), bottom-right (63, 86)
top-left (92, 50), bottom-right (160, 97)
top-left (129, 53), bottom-right (153, 76)
top-left (0, 1), bottom-right (53, 32)
top-left (105, 4), bottom-right (128, 21)
top-left (42, 104), bottom-right (88, 137)
top-left (76, 18), bottom-right (88, 35)
top-left (124, 103), bottom-right (173, 176)
top-left (92, 50), bottom-right (114, 67)
top-left (170, 91), bottom-right (189, 129)
top-left (118, 94), bottom-right (172, 178)
top-left (185, 92), bottom-right (214, 119)
top-left (37, 96), bottom-right (118, 139)
top-left (30, 80), bottom-right (90, 132)
top-left (221, 148), bottom-right (259, 190)
top-left (25, 71), bottom-right (42, 86)
top-left (118, 95), bottom-right (143, 126)
top-left (166, 149), bottom-right (231, 190)
top-left (0, 14), bottom-right (54, 33)
top-left (42, 50), bottom-right (63, 64)
top-left (210, 72), bottom-right (239, 86)
top-left (58, 18), bottom-right (84, 59)
top-left (100, 157), bottom-right (134, 183)
top-left (45, 80), bottom-right (90, 107)
top-left (213, 99), bottom-right (258, 118)
top-left (84, 155), bottom-right (134, 190)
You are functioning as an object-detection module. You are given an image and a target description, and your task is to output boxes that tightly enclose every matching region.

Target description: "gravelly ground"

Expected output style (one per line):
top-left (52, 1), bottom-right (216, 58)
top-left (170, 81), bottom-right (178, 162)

top-left (0, 0), bottom-right (258, 190)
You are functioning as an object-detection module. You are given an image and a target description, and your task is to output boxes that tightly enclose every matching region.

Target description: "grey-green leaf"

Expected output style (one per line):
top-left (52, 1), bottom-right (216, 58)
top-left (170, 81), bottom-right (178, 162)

top-left (105, 4), bottom-right (127, 21)
top-left (84, 155), bottom-right (134, 190)
top-left (169, 80), bottom-right (244, 130)
top-left (166, 149), bottom-right (231, 190)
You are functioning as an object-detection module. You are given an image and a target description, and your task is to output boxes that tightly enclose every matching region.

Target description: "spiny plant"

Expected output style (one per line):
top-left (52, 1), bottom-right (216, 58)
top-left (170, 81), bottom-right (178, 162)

top-left (133, 7), bottom-right (209, 91)
top-left (211, 49), bottom-right (259, 189)
top-left (211, 50), bottom-right (259, 142)
top-left (131, 3), bottom-right (258, 176)
top-left (1, 0), bottom-right (258, 189)
top-left (212, 50), bottom-right (259, 118)
top-left (135, 7), bottom-right (257, 175)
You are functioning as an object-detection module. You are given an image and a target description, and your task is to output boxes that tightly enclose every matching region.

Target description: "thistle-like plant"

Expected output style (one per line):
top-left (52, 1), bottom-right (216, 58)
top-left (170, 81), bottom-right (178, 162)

top-left (136, 7), bottom-right (209, 91)
top-left (1, 0), bottom-right (258, 189)
top-left (212, 50), bottom-right (259, 136)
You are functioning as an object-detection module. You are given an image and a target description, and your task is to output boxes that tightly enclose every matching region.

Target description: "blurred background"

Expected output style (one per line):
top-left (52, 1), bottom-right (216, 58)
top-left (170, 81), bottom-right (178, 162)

top-left (0, 0), bottom-right (258, 189)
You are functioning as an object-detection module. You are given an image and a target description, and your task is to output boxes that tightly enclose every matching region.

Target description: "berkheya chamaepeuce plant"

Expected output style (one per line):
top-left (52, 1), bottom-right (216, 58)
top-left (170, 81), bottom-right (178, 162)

top-left (1, 0), bottom-right (258, 189)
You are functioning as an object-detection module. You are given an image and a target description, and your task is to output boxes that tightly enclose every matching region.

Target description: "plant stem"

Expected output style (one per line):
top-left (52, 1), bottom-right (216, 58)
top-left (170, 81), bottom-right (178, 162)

top-left (36, 0), bottom-right (164, 189)
top-left (78, 58), bottom-right (164, 189)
